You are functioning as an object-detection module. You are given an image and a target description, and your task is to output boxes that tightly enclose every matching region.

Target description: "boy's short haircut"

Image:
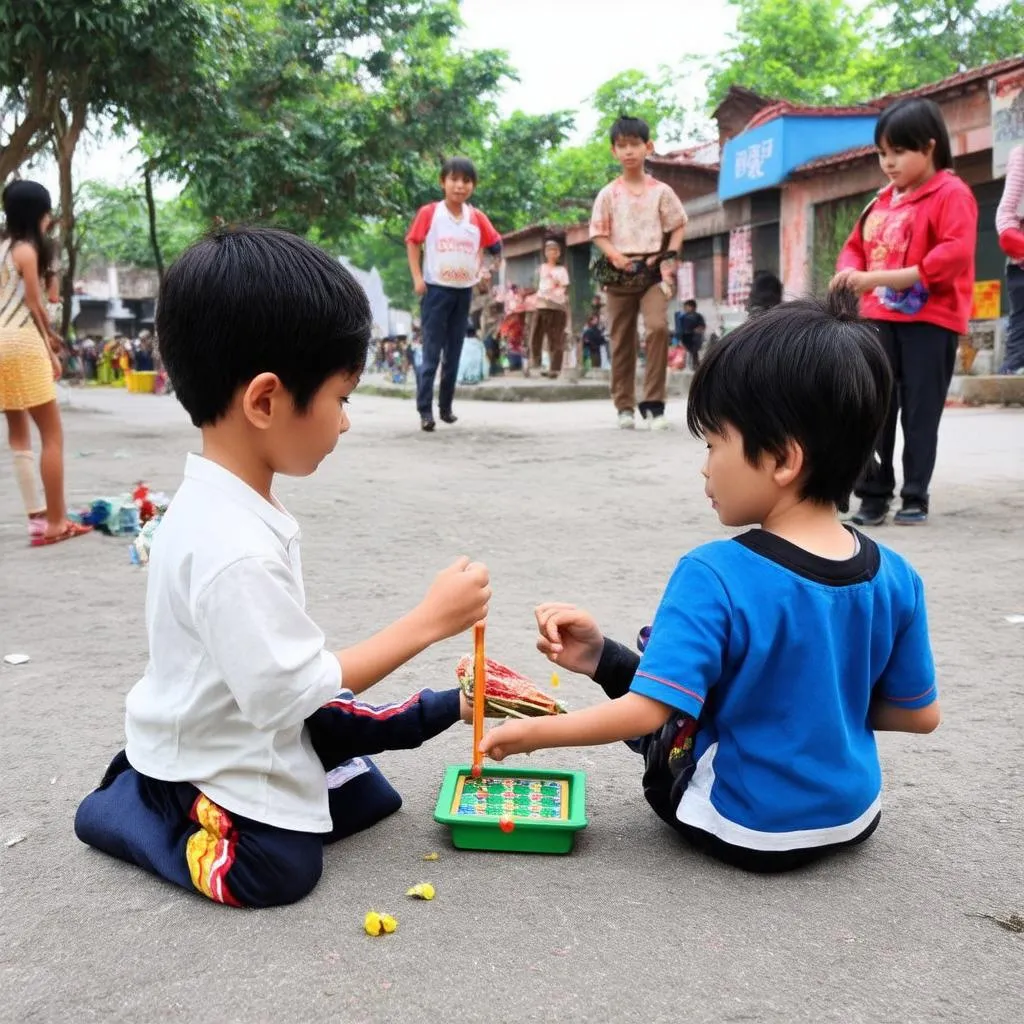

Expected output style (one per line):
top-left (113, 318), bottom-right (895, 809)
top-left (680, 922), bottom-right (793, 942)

top-left (440, 156), bottom-right (478, 184)
top-left (157, 226), bottom-right (371, 427)
top-left (684, 299), bottom-right (698, 310)
top-left (610, 115), bottom-right (650, 144)
top-left (686, 289), bottom-right (892, 509)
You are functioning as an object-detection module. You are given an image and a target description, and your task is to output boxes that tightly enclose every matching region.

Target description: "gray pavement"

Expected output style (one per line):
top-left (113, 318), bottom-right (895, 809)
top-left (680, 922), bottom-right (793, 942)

top-left (1, 386), bottom-right (1022, 1024)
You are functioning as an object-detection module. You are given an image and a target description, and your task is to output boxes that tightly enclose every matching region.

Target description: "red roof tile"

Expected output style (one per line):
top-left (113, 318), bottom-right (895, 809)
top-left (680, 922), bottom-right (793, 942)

top-left (873, 54), bottom-right (1024, 104)
top-left (746, 101), bottom-right (880, 130)
top-left (791, 144), bottom-right (877, 175)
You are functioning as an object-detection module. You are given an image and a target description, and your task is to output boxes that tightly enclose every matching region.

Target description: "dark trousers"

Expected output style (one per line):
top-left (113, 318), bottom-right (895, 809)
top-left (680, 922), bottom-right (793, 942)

top-left (681, 335), bottom-right (702, 369)
top-left (75, 688), bottom-right (460, 907)
top-left (1000, 263), bottom-right (1024, 374)
top-left (417, 284), bottom-right (473, 417)
top-left (855, 320), bottom-right (957, 510)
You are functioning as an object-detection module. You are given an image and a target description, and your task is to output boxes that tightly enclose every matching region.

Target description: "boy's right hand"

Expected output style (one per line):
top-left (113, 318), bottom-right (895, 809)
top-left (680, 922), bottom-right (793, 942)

top-left (418, 557), bottom-right (491, 642)
top-left (413, 277), bottom-right (428, 296)
top-left (609, 252), bottom-right (631, 271)
top-left (534, 603), bottom-right (604, 679)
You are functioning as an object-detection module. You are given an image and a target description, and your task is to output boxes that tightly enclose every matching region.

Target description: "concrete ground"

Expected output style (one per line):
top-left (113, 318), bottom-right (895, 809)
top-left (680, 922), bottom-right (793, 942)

top-left (1, 386), bottom-right (1022, 1024)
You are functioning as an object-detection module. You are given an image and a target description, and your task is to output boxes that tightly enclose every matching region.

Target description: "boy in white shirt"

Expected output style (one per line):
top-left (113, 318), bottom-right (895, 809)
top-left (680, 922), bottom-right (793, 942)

top-left (74, 227), bottom-right (491, 908)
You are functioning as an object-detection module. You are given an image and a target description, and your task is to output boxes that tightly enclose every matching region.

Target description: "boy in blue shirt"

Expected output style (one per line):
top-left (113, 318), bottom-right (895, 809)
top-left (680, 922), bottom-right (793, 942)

top-left (481, 289), bottom-right (941, 872)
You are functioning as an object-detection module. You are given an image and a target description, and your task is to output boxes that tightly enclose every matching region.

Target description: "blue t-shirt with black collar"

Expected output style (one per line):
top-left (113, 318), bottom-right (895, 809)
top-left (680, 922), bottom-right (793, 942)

top-left (630, 528), bottom-right (936, 852)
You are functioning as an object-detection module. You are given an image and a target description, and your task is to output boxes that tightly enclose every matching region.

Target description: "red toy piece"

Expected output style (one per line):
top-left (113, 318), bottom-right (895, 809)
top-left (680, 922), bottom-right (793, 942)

top-left (470, 764), bottom-right (482, 779)
top-left (498, 815), bottom-right (515, 834)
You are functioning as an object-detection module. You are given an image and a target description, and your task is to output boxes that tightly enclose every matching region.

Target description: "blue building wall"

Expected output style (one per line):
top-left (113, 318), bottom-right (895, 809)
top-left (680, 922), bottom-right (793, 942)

top-left (719, 115), bottom-right (878, 201)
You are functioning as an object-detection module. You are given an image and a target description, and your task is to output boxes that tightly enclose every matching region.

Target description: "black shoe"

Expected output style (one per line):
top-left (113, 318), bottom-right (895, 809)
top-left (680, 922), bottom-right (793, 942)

top-left (420, 417), bottom-right (435, 432)
top-left (439, 411), bottom-right (458, 424)
top-left (894, 503), bottom-right (928, 526)
top-left (849, 500), bottom-right (888, 527)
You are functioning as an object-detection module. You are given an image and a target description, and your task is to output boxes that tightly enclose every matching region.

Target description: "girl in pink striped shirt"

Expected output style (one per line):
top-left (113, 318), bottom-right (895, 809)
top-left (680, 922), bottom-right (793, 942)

top-left (996, 144), bottom-right (1024, 374)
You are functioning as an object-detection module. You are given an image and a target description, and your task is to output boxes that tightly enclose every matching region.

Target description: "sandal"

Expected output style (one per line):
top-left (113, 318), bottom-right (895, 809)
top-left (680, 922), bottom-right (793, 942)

top-left (30, 521), bottom-right (92, 547)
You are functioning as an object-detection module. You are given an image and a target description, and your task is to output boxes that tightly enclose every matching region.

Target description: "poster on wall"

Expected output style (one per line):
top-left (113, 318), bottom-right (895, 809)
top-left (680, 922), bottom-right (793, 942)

top-left (991, 69), bottom-right (1024, 178)
top-left (676, 261), bottom-right (695, 302)
top-left (972, 280), bottom-right (1001, 321)
top-left (727, 225), bottom-right (752, 309)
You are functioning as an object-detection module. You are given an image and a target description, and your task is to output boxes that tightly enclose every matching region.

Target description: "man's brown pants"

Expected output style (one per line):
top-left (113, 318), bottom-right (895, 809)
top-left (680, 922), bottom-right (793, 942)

top-left (604, 284), bottom-right (669, 413)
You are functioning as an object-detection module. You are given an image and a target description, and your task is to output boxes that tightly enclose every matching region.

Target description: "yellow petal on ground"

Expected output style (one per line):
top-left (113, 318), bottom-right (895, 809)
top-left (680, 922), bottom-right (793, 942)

top-left (405, 883), bottom-right (435, 901)
top-left (550, 672), bottom-right (560, 688)
top-left (364, 911), bottom-right (383, 936)
top-left (381, 913), bottom-right (398, 933)
top-left (422, 852), bottom-right (439, 861)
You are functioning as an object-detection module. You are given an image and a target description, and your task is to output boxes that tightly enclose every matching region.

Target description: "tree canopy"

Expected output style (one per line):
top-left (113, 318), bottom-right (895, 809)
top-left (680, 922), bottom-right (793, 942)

top-left (704, 0), bottom-right (1024, 107)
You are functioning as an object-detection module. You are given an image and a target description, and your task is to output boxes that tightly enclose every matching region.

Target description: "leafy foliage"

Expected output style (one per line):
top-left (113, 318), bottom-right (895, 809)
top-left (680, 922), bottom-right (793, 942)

top-left (146, 0), bottom-right (513, 235)
top-left (704, 0), bottom-right (1024, 107)
top-left (0, 0), bottom-right (218, 179)
top-left (75, 181), bottom-right (205, 273)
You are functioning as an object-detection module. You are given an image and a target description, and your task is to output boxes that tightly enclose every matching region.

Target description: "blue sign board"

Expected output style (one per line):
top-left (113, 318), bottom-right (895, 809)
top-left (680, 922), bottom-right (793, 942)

top-left (719, 114), bottom-right (878, 201)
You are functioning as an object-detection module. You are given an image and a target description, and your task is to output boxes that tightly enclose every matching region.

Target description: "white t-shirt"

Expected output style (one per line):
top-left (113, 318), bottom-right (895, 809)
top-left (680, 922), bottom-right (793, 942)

top-left (124, 454), bottom-right (342, 833)
top-left (405, 201), bottom-right (501, 288)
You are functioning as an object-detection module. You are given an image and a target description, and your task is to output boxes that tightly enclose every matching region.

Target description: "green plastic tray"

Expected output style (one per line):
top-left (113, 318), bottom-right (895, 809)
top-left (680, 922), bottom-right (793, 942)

top-left (433, 765), bottom-right (587, 854)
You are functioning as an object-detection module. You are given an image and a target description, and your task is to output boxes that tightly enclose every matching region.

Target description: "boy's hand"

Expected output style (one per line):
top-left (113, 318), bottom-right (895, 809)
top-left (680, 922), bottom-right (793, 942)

top-left (609, 252), bottom-right (631, 271)
top-left (413, 277), bottom-right (428, 296)
top-left (534, 603), bottom-right (604, 678)
top-left (479, 719), bottom-right (536, 761)
top-left (459, 689), bottom-right (473, 723)
top-left (417, 557), bottom-right (491, 643)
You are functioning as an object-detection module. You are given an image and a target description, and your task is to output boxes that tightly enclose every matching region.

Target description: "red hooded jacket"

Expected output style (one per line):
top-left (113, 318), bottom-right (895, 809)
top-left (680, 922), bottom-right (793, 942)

top-left (837, 169), bottom-right (978, 335)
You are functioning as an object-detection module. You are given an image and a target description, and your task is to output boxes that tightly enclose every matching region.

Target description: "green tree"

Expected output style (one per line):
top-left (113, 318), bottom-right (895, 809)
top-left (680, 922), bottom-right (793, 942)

top-left (0, 0), bottom-right (218, 331)
top-left (146, 0), bottom-right (512, 236)
top-left (591, 68), bottom-right (692, 144)
top-left (75, 181), bottom-right (205, 273)
top-left (865, 0), bottom-right (1024, 93)
top-left (704, 0), bottom-right (873, 106)
top-left (704, 0), bottom-right (1024, 108)
top-left (470, 111), bottom-right (576, 230)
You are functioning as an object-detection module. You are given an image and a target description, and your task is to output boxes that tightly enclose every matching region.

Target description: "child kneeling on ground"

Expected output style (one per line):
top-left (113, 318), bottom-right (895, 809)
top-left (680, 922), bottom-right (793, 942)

top-left (481, 289), bottom-right (940, 873)
top-left (75, 227), bottom-right (491, 907)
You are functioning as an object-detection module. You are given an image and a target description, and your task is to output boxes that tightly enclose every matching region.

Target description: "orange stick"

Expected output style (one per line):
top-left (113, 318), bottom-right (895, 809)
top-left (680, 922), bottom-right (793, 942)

top-left (471, 621), bottom-right (486, 776)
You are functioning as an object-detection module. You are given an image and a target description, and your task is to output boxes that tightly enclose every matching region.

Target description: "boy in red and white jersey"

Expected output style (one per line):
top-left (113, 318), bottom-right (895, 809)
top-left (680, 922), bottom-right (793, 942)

top-left (406, 158), bottom-right (501, 431)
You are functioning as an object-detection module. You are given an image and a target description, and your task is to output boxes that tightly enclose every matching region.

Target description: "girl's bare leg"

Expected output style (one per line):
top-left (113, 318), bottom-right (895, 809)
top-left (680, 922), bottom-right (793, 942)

top-left (4, 410), bottom-right (44, 518)
top-left (26, 400), bottom-right (67, 535)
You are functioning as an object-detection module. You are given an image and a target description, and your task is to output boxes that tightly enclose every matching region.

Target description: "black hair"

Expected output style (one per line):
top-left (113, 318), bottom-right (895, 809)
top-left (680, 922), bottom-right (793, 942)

top-left (610, 115), bottom-right (650, 145)
top-left (686, 289), bottom-right (892, 510)
top-left (748, 270), bottom-right (784, 315)
top-left (683, 299), bottom-right (698, 310)
top-left (2, 179), bottom-right (54, 276)
top-left (440, 156), bottom-right (478, 184)
top-left (157, 226), bottom-right (371, 427)
top-left (874, 97), bottom-right (953, 171)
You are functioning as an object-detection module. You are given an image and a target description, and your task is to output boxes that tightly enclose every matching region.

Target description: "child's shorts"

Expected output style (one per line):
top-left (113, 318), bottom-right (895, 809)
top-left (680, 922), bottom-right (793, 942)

top-left (74, 749), bottom-right (401, 908)
top-left (632, 718), bottom-right (880, 873)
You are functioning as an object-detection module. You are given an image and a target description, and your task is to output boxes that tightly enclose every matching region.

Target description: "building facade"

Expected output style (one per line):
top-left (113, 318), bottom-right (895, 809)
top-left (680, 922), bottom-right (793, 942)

top-left (499, 56), bottom-right (1024, 355)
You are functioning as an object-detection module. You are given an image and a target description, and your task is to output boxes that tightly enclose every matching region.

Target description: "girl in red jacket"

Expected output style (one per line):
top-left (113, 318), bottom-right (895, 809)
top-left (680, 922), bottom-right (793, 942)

top-left (832, 97), bottom-right (977, 527)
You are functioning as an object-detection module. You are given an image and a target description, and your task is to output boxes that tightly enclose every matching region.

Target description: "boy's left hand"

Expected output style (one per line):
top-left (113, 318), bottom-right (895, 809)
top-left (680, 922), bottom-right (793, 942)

top-left (479, 720), bottom-right (535, 761)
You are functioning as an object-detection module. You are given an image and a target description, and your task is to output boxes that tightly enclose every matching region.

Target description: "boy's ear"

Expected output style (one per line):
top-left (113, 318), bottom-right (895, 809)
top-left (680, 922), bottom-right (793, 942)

top-left (772, 439), bottom-right (805, 488)
top-left (645, 140), bottom-right (655, 155)
top-left (242, 372), bottom-right (288, 430)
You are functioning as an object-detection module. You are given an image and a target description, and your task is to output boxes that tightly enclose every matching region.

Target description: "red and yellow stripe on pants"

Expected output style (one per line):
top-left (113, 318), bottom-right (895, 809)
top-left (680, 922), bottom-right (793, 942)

top-left (186, 795), bottom-right (241, 906)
